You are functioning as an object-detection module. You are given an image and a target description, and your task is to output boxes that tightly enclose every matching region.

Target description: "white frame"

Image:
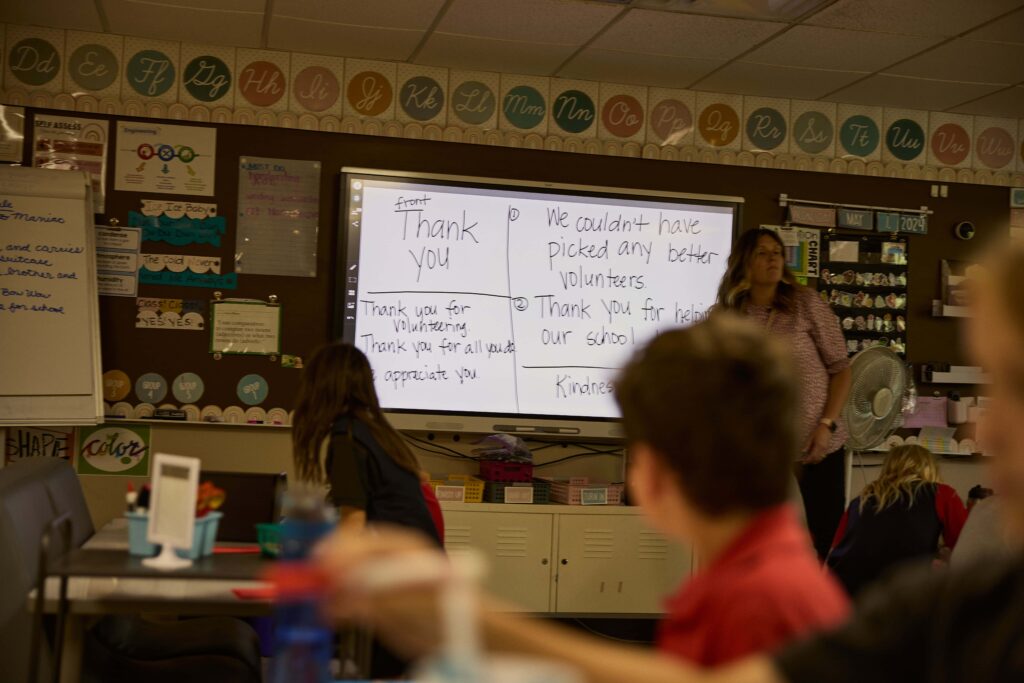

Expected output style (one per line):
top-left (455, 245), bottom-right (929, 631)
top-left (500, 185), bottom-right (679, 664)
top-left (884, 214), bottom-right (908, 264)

top-left (146, 453), bottom-right (200, 551)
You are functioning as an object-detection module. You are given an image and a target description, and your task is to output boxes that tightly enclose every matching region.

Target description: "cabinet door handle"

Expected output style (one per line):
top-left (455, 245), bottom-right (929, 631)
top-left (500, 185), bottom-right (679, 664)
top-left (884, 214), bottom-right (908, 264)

top-left (541, 558), bottom-right (549, 565)
top-left (561, 559), bottom-right (568, 565)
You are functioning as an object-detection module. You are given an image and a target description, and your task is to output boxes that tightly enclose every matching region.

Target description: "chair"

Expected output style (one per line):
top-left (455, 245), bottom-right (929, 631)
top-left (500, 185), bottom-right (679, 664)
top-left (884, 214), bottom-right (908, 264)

top-left (201, 470), bottom-right (286, 542)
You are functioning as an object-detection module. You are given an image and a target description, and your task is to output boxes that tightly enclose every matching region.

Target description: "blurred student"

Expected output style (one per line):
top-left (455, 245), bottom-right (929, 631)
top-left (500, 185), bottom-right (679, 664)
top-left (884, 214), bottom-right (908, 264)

top-left (320, 313), bottom-right (850, 668)
top-left (827, 444), bottom-right (967, 595)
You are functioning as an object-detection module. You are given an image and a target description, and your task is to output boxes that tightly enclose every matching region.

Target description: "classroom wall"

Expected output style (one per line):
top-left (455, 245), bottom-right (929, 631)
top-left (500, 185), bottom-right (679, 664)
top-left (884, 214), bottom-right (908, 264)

top-left (10, 107), bottom-right (1006, 528)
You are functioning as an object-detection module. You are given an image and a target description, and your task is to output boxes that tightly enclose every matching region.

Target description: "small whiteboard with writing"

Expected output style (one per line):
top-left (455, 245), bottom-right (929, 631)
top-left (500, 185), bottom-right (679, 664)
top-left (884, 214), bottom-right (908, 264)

top-left (0, 167), bottom-right (103, 425)
top-left (341, 170), bottom-right (739, 429)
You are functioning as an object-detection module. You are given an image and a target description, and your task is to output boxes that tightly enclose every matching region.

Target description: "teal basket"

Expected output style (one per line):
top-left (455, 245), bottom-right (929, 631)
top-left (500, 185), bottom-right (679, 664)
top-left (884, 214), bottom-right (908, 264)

top-left (126, 510), bottom-right (223, 559)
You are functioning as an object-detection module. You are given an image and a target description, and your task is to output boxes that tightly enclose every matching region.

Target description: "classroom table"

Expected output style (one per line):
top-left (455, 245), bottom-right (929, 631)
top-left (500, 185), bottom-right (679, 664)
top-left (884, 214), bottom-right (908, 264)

top-left (37, 518), bottom-right (273, 683)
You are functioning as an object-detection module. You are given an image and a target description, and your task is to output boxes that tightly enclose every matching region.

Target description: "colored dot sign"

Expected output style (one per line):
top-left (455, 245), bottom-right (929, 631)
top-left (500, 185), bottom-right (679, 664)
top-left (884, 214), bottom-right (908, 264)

top-left (102, 370), bottom-right (131, 402)
top-left (602, 94), bottom-right (643, 138)
top-left (698, 103), bottom-right (739, 147)
top-left (930, 123), bottom-right (970, 166)
top-left (68, 43), bottom-right (118, 91)
top-left (237, 374), bottom-right (269, 405)
top-left (976, 126), bottom-right (1015, 169)
top-left (135, 372), bottom-right (168, 403)
top-left (126, 49), bottom-right (175, 97)
top-left (347, 71), bottom-right (393, 116)
top-left (8, 38), bottom-right (61, 87)
top-left (238, 60), bottom-right (286, 107)
top-left (400, 76), bottom-right (445, 121)
top-left (649, 99), bottom-right (692, 143)
top-left (293, 66), bottom-right (340, 112)
top-left (839, 114), bottom-right (879, 157)
top-left (183, 55), bottom-right (232, 102)
top-left (885, 118), bottom-right (925, 161)
top-left (451, 80), bottom-right (495, 125)
top-left (552, 89), bottom-right (595, 134)
top-left (745, 107), bottom-right (787, 151)
top-left (792, 111), bottom-right (833, 155)
top-left (503, 85), bottom-right (545, 129)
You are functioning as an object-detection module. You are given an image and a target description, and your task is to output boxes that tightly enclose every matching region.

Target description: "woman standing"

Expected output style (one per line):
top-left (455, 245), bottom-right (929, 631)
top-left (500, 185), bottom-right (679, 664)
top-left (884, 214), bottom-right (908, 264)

top-left (716, 228), bottom-right (852, 559)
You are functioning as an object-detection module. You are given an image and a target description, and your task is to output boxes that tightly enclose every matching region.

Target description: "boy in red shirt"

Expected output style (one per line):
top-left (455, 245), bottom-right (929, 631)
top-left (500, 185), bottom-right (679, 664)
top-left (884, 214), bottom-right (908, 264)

top-left (318, 313), bottom-right (850, 668)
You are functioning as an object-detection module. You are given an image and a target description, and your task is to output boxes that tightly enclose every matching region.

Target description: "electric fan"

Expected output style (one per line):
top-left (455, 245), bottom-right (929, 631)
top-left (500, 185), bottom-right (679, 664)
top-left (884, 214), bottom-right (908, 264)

top-left (840, 346), bottom-right (914, 500)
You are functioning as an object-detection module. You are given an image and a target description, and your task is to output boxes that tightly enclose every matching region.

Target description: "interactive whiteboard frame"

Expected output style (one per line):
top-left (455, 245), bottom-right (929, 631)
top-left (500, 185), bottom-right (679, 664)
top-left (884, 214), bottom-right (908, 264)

top-left (336, 168), bottom-right (743, 440)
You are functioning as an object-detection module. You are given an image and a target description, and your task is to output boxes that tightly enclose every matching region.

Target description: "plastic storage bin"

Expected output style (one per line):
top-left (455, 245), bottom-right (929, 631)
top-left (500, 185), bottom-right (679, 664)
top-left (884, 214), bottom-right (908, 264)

top-left (126, 511), bottom-right (223, 559)
top-left (483, 480), bottom-right (551, 504)
top-left (540, 477), bottom-right (624, 505)
top-left (428, 475), bottom-right (485, 503)
top-left (479, 460), bottom-right (534, 483)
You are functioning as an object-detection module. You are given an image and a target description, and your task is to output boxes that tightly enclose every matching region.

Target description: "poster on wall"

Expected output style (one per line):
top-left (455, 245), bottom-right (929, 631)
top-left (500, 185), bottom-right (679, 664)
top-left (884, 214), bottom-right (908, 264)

top-left (32, 114), bottom-right (109, 213)
top-left (210, 300), bottom-right (282, 355)
top-left (236, 157), bottom-right (321, 277)
top-left (4, 426), bottom-right (74, 466)
top-left (114, 121), bottom-right (216, 196)
top-left (75, 424), bottom-right (151, 477)
top-left (95, 225), bottom-right (141, 296)
top-left (764, 225), bottom-right (820, 277)
top-left (0, 105), bottom-right (25, 163)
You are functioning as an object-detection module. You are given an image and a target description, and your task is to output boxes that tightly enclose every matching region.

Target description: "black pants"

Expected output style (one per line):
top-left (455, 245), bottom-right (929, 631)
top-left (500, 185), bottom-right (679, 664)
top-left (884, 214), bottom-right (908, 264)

top-left (797, 446), bottom-right (847, 561)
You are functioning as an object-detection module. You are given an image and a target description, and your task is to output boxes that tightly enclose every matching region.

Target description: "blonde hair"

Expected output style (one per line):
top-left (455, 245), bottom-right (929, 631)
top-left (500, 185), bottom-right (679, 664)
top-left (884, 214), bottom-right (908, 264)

top-left (859, 444), bottom-right (941, 513)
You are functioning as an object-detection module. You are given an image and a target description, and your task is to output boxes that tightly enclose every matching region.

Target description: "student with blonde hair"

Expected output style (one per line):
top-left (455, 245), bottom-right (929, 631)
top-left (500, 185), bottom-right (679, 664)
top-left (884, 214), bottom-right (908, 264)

top-left (827, 444), bottom-right (967, 595)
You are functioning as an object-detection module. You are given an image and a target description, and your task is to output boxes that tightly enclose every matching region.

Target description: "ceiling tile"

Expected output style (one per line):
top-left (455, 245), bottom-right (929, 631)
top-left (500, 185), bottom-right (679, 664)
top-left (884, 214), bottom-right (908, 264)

top-left (559, 48), bottom-right (722, 88)
top-left (964, 6), bottom-right (1024, 44)
top-left (130, 0), bottom-right (264, 10)
top-left (591, 9), bottom-right (785, 60)
top-left (437, 0), bottom-right (621, 45)
top-left (416, 34), bottom-right (573, 75)
top-left (6, 0), bottom-right (103, 30)
top-left (806, 0), bottom-right (1024, 38)
top-left (273, 0), bottom-right (447, 31)
top-left (948, 85), bottom-right (1024, 117)
top-left (268, 17), bottom-right (421, 60)
top-left (887, 38), bottom-right (1024, 84)
top-left (742, 25), bottom-right (941, 72)
top-left (695, 62), bottom-right (866, 100)
top-left (824, 74), bottom-right (1005, 110)
top-left (105, 0), bottom-right (263, 46)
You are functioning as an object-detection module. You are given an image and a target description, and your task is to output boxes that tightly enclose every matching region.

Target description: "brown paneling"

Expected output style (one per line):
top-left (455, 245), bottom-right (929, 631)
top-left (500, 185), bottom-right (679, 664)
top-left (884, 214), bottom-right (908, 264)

top-left (21, 108), bottom-right (1008, 413)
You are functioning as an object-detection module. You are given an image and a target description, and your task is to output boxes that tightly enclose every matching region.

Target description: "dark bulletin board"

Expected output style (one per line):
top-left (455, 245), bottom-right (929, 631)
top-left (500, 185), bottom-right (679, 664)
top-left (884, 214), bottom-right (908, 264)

top-left (20, 106), bottom-right (1009, 420)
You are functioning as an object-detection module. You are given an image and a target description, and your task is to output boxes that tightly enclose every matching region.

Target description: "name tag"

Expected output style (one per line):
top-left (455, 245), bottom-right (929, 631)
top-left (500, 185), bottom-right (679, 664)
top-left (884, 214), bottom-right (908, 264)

top-left (580, 487), bottom-right (608, 505)
top-left (504, 485), bottom-right (534, 504)
top-left (435, 485), bottom-right (465, 503)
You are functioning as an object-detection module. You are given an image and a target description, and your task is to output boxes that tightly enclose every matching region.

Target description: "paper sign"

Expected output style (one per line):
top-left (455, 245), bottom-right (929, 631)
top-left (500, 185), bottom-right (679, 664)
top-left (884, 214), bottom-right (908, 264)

top-left (903, 396), bottom-right (948, 428)
top-left (875, 211), bottom-right (900, 232)
top-left (788, 204), bottom-right (836, 227)
top-left (435, 485), bottom-right (466, 502)
top-left (115, 121), bottom-right (216, 196)
top-left (765, 225), bottom-right (820, 277)
top-left (96, 227), bottom-right (141, 252)
top-left (136, 308), bottom-right (205, 330)
top-left (580, 487), bottom-right (609, 505)
top-left (97, 273), bottom-right (138, 296)
top-left (236, 157), bottom-right (321, 277)
top-left (829, 240), bottom-right (860, 263)
top-left (210, 301), bottom-right (282, 355)
top-left (4, 426), bottom-right (74, 465)
top-left (1010, 188), bottom-right (1024, 208)
top-left (140, 199), bottom-right (217, 219)
top-left (917, 426), bottom-right (958, 454)
top-left (137, 297), bottom-right (205, 314)
top-left (130, 211), bottom-right (227, 247)
top-left (504, 485), bottom-right (534, 504)
top-left (138, 269), bottom-right (237, 289)
top-left (837, 208), bottom-right (873, 231)
top-left (33, 114), bottom-right (109, 212)
top-left (141, 253), bottom-right (221, 273)
top-left (76, 424), bottom-right (151, 477)
top-left (96, 251), bottom-right (138, 273)
top-left (897, 213), bottom-right (928, 235)
top-left (0, 105), bottom-right (25, 163)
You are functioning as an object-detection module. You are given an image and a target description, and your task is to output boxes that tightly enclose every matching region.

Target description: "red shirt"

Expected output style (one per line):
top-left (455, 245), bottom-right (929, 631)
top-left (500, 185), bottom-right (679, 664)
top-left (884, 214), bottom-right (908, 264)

top-left (658, 504), bottom-right (850, 667)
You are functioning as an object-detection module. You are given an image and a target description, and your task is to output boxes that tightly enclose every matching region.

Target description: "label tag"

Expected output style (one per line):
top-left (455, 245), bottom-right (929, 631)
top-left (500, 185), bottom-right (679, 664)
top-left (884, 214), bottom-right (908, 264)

top-left (435, 485), bottom-right (466, 503)
top-left (580, 487), bottom-right (608, 505)
top-left (504, 485), bottom-right (534, 504)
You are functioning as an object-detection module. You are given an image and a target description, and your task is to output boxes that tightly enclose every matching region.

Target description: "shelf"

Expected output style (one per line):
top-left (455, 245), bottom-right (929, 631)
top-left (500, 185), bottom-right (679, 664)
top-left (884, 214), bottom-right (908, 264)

top-left (819, 284), bottom-right (907, 291)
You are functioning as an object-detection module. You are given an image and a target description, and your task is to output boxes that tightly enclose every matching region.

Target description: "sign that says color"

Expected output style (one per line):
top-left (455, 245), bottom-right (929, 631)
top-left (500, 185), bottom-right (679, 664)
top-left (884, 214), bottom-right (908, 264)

top-left (503, 85), bottom-right (545, 129)
top-left (293, 66), bottom-right (340, 112)
top-left (553, 90), bottom-right (595, 134)
top-left (698, 103), bottom-right (739, 147)
top-left (401, 76), bottom-right (445, 121)
top-left (602, 94), bottom-right (643, 138)
top-left (649, 99), bottom-right (692, 144)
top-left (931, 123), bottom-right (971, 166)
top-left (793, 111), bottom-right (833, 155)
top-left (8, 38), bottom-right (60, 86)
top-left (886, 118), bottom-right (925, 161)
top-left (76, 424), bottom-right (151, 477)
top-left (347, 71), bottom-right (392, 117)
top-left (68, 44), bottom-right (118, 91)
top-left (239, 60), bottom-right (285, 107)
top-left (183, 55), bottom-right (232, 102)
top-left (451, 80), bottom-right (495, 125)
top-left (126, 50), bottom-right (175, 97)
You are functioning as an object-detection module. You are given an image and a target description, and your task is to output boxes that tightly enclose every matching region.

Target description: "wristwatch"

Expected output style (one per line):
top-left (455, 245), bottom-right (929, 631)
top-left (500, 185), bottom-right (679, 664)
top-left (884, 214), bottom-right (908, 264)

top-left (819, 418), bottom-right (838, 433)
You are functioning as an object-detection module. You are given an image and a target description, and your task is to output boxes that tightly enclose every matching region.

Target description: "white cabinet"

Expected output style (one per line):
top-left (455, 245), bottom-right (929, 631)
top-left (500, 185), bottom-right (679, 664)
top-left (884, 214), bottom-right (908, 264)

top-left (440, 504), bottom-right (692, 615)
top-left (555, 514), bottom-right (691, 615)
top-left (442, 509), bottom-right (554, 613)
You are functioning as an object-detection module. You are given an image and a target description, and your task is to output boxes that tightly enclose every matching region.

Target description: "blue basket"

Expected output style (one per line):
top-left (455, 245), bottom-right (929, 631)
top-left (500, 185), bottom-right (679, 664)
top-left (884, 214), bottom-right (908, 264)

top-left (126, 511), bottom-right (223, 559)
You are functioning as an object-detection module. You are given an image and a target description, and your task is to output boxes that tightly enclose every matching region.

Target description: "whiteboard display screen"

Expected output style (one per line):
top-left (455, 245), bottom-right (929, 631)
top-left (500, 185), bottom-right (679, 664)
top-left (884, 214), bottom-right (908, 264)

top-left (339, 171), bottom-right (738, 426)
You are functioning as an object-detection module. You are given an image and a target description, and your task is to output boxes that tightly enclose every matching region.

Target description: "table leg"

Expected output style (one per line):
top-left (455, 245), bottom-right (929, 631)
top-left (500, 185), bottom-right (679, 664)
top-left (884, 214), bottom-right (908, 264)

top-left (51, 576), bottom-right (68, 683)
top-left (57, 616), bottom-right (84, 683)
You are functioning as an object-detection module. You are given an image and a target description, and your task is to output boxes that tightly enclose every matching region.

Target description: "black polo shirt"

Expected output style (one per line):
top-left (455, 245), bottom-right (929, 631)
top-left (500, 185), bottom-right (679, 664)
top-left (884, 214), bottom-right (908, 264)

top-left (775, 553), bottom-right (1024, 683)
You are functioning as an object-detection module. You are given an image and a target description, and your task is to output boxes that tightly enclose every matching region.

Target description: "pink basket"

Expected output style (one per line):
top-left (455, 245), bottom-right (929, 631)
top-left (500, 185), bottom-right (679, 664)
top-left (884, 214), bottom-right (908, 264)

top-left (540, 477), bottom-right (624, 505)
top-left (479, 460), bottom-right (534, 483)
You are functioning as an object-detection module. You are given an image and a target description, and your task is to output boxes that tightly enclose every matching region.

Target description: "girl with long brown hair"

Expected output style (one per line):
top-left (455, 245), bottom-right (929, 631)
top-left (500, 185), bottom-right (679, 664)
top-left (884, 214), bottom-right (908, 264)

top-left (826, 444), bottom-right (967, 596)
top-left (716, 227), bottom-right (852, 560)
top-left (291, 341), bottom-right (441, 545)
